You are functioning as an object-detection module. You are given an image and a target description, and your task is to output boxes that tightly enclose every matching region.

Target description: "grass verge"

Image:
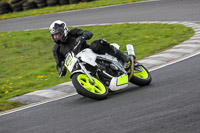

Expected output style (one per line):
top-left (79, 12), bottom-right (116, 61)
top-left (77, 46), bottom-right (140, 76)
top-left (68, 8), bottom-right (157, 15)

top-left (0, 0), bottom-right (145, 20)
top-left (0, 23), bottom-right (194, 111)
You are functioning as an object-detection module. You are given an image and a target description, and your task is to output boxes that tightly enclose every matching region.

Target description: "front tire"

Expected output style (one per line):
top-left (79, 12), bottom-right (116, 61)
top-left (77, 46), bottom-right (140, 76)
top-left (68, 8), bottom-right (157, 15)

top-left (130, 64), bottom-right (152, 86)
top-left (72, 73), bottom-right (108, 100)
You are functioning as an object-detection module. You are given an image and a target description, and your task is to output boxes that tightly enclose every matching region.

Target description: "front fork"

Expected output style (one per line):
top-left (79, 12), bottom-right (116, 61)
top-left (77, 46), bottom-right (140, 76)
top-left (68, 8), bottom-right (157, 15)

top-left (78, 61), bottom-right (95, 84)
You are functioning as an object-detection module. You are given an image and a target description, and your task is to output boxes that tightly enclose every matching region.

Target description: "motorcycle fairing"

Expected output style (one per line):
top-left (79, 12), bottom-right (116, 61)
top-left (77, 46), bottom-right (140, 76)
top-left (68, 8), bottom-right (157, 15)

top-left (109, 74), bottom-right (128, 91)
top-left (64, 52), bottom-right (78, 72)
top-left (76, 48), bottom-right (118, 66)
top-left (76, 49), bottom-right (97, 67)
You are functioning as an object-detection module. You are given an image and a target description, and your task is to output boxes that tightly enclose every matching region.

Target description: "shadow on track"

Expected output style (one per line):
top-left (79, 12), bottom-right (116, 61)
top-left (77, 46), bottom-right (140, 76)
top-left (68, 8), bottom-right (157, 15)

top-left (71, 83), bottom-right (153, 103)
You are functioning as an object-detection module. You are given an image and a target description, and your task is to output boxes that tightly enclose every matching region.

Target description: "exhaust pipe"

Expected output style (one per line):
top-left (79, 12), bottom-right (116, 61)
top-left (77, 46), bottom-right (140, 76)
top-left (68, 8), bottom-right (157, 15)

top-left (126, 44), bottom-right (135, 80)
top-left (126, 44), bottom-right (135, 56)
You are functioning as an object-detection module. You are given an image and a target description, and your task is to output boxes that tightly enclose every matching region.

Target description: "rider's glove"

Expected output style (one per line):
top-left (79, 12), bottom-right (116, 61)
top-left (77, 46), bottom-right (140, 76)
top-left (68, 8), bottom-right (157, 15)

top-left (58, 61), bottom-right (67, 78)
top-left (76, 36), bottom-right (85, 44)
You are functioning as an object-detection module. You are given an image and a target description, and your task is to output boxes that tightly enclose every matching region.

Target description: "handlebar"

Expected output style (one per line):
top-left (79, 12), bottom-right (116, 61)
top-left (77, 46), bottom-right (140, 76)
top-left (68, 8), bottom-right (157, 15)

top-left (72, 36), bottom-right (85, 52)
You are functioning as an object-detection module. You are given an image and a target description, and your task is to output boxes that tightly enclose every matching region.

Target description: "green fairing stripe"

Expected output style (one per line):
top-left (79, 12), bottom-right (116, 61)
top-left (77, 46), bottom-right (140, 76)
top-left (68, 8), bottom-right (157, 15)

top-left (67, 58), bottom-right (72, 65)
top-left (65, 55), bottom-right (72, 66)
top-left (134, 67), bottom-right (148, 79)
top-left (77, 74), bottom-right (106, 94)
top-left (117, 75), bottom-right (128, 86)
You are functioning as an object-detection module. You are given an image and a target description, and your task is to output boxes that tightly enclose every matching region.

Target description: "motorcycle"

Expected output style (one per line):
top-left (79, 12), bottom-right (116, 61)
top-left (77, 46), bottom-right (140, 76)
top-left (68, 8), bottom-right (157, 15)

top-left (60, 39), bottom-right (152, 100)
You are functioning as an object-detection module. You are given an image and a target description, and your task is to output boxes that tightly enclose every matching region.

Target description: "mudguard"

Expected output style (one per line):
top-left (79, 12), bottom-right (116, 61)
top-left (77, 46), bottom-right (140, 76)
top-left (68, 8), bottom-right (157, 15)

top-left (70, 70), bottom-right (84, 79)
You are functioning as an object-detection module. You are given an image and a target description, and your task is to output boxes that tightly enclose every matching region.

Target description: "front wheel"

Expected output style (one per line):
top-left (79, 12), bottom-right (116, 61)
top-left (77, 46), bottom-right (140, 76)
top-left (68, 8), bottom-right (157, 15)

top-left (129, 64), bottom-right (152, 86)
top-left (72, 73), bottom-right (108, 100)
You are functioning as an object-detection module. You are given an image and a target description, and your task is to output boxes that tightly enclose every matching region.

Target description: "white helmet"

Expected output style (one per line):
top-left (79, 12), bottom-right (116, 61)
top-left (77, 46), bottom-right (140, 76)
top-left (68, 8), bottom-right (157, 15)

top-left (49, 20), bottom-right (69, 43)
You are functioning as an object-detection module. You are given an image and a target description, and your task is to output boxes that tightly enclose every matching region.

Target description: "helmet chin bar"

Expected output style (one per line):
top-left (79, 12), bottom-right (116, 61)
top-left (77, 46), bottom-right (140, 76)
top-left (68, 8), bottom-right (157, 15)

top-left (52, 33), bottom-right (67, 43)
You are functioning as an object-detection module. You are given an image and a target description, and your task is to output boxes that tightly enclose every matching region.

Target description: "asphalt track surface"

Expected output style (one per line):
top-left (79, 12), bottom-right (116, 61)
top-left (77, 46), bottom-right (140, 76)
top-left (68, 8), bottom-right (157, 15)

top-left (0, 0), bottom-right (200, 133)
top-left (0, 55), bottom-right (200, 133)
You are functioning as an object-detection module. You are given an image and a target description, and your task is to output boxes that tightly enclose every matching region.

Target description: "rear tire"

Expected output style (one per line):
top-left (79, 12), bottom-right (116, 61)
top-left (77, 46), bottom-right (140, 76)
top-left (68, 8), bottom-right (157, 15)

top-left (72, 73), bottom-right (108, 100)
top-left (129, 64), bottom-right (152, 86)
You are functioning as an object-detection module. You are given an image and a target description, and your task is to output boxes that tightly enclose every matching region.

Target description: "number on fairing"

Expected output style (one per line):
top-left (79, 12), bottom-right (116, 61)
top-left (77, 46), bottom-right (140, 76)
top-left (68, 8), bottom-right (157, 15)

top-left (64, 53), bottom-right (78, 72)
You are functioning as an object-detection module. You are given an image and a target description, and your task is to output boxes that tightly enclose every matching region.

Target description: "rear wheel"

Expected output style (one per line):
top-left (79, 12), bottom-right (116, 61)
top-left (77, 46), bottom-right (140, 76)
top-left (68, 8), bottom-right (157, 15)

top-left (72, 73), bottom-right (108, 100)
top-left (129, 63), bottom-right (152, 86)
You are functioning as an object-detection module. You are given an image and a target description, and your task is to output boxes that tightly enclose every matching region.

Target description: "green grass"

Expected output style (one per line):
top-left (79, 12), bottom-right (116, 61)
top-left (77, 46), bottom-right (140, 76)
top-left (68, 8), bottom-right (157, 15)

top-left (0, 99), bottom-right (24, 111)
top-left (0, 0), bottom-right (145, 20)
top-left (0, 0), bottom-right (8, 3)
top-left (0, 23), bottom-right (194, 111)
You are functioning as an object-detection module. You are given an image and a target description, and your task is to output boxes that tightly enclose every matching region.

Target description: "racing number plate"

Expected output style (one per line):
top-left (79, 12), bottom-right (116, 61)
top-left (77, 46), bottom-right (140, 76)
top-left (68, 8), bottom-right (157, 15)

top-left (64, 52), bottom-right (78, 72)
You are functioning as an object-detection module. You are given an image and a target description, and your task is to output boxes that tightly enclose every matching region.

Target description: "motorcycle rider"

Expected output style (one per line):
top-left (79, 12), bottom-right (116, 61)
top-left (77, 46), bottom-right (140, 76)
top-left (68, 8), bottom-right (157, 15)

top-left (49, 20), bottom-right (130, 77)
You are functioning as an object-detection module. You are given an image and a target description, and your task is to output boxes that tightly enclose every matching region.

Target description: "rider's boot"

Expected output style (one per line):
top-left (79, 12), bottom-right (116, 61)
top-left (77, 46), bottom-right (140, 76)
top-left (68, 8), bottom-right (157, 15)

top-left (109, 45), bottom-right (131, 63)
top-left (98, 39), bottom-right (131, 63)
top-left (116, 50), bottom-right (131, 63)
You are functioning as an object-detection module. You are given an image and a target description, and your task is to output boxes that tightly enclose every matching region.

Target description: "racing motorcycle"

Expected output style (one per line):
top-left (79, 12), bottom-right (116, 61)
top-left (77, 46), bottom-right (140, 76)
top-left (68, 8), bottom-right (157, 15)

top-left (60, 39), bottom-right (152, 100)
